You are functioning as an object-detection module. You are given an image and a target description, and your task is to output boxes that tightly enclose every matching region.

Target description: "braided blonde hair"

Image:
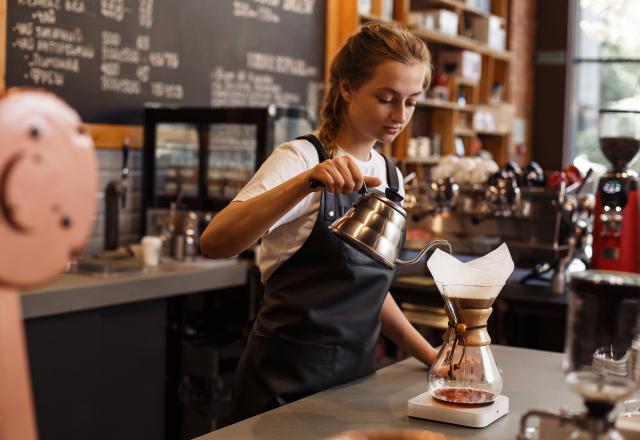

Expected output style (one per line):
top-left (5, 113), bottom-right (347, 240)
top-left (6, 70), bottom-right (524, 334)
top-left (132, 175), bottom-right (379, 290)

top-left (318, 22), bottom-right (432, 158)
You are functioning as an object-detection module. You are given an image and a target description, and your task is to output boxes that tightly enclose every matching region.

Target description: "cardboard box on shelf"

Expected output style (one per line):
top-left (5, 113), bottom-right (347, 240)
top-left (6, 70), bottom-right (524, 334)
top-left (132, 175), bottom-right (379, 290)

top-left (410, 9), bottom-right (458, 36)
top-left (468, 15), bottom-right (506, 50)
top-left (438, 50), bottom-right (482, 82)
top-left (474, 104), bottom-right (514, 134)
top-left (487, 16), bottom-right (506, 51)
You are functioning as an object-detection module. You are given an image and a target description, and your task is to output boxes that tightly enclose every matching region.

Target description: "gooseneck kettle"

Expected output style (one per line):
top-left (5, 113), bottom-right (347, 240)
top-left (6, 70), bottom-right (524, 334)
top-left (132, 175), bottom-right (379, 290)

top-left (310, 179), bottom-right (451, 268)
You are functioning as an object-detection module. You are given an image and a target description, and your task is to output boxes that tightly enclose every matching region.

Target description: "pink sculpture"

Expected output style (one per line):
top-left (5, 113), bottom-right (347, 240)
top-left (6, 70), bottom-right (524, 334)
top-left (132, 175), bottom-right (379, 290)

top-left (0, 88), bottom-right (97, 440)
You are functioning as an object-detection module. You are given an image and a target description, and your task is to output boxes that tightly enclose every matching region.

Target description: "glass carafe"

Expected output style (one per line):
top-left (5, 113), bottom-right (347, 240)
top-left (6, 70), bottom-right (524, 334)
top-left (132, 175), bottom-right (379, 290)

top-left (428, 283), bottom-right (505, 405)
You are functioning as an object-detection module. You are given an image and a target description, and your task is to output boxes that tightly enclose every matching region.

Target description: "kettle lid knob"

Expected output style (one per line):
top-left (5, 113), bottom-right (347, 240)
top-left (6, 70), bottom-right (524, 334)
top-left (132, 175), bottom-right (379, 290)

top-left (385, 187), bottom-right (404, 204)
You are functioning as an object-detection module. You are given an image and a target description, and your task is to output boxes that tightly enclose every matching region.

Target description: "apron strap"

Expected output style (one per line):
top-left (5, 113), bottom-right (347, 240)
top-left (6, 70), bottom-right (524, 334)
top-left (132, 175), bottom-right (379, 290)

top-left (296, 134), bottom-right (328, 163)
top-left (297, 135), bottom-right (400, 193)
top-left (295, 134), bottom-right (337, 221)
top-left (382, 154), bottom-right (399, 192)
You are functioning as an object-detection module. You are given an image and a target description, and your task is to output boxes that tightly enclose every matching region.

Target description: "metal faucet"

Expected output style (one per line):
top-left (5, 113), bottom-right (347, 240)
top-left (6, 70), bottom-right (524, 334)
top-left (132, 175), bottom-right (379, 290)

top-left (550, 169), bottom-right (595, 294)
top-left (104, 138), bottom-right (130, 251)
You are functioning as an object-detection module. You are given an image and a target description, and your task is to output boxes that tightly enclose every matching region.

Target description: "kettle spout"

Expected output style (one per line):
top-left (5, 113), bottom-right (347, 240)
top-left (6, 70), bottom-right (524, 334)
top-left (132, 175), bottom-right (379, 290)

top-left (395, 239), bottom-right (452, 266)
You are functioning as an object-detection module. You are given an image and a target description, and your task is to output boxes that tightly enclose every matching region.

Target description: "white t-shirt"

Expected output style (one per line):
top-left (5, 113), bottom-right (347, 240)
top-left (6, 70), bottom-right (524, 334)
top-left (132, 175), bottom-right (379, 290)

top-left (233, 138), bottom-right (405, 283)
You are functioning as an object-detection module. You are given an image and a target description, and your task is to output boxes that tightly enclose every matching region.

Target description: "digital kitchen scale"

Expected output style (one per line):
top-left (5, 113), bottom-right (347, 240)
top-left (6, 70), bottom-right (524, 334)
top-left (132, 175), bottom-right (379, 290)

top-left (407, 391), bottom-right (509, 428)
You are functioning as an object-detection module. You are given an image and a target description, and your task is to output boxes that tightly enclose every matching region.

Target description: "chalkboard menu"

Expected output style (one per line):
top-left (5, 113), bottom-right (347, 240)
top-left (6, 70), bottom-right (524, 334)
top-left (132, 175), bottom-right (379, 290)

top-left (5, 0), bottom-right (326, 124)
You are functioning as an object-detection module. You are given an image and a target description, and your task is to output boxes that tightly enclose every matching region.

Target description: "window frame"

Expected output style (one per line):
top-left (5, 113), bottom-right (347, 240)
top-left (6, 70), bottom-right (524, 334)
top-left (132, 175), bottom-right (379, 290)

top-left (565, 0), bottom-right (640, 166)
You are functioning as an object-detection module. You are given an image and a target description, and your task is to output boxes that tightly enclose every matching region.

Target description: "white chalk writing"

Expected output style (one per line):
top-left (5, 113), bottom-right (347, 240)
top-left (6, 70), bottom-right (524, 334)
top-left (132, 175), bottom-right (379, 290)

top-left (282, 0), bottom-right (315, 14)
top-left (100, 0), bottom-right (125, 22)
top-left (139, 0), bottom-right (154, 29)
top-left (29, 53), bottom-right (80, 72)
top-left (149, 51), bottom-right (179, 69)
top-left (246, 51), bottom-right (318, 77)
top-left (101, 75), bottom-right (141, 94)
top-left (64, 0), bottom-right (86, 13)
top-left (29, 67), bottom-right (64, 85)
top-left (151, 82), bottom-right (184, 99)
top-left (18, 0), bottom-right (61, 9)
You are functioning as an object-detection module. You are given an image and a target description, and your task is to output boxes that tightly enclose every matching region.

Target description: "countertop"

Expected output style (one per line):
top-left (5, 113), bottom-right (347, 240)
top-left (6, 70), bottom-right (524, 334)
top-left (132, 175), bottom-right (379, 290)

top-left (21, 257), bottom-right (250, 319)
top-left (195, 345), bottom-right (583, 440)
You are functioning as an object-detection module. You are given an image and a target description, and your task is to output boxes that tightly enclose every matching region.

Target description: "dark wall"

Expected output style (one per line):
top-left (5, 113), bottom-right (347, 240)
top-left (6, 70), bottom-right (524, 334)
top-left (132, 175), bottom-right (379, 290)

top-left (532, 0), bottom-right (571, 170)
top-left (6, 2), bottom-right (326, 124)
top-left (26, 300), bottom-right (166, 440)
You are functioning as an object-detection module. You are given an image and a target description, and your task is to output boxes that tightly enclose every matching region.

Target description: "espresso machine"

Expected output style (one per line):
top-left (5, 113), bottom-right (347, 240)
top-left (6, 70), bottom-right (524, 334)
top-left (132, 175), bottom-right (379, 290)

top-left (591, 110), bottom-right (640, 273)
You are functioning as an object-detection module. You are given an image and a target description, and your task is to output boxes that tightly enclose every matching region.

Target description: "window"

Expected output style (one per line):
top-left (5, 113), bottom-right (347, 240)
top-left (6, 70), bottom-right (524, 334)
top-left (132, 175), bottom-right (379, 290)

top-left (568, 0), bottom-right (640, 172)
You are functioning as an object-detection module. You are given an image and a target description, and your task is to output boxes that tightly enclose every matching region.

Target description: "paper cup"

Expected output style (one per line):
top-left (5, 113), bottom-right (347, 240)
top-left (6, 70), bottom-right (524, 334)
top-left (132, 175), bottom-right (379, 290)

top-left (141, 236), bottom-right (162, 267)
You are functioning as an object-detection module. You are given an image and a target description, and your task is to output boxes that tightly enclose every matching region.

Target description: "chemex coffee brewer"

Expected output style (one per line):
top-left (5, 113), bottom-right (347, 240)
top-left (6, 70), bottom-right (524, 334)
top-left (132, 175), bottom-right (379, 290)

top-left (591, 110), bottom-right (640, 273)
top-left (407, 244), bottom-right (515, 428)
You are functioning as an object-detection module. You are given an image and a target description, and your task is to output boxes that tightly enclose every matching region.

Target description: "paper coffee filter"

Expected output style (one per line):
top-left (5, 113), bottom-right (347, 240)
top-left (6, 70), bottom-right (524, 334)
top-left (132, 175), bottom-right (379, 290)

top-left (427, 243), bottom-right (514, 299)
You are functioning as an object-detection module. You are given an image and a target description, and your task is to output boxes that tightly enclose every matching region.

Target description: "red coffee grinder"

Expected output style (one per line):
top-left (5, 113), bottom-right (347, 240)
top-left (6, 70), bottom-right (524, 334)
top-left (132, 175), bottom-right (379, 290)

top-left (591, 110), bottom-right (640, 273)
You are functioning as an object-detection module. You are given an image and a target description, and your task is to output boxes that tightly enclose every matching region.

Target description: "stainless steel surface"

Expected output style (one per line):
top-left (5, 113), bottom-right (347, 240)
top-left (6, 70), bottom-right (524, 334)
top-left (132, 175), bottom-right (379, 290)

top-left (484, 176), bottom-right (522, 218)
top-left (328, 189), bottom-right (451, 269)
top-left (104, 140), bottom-right (131, 251)
top-left (329, 191), bottom-right (408, 268)
top-left (21, 258), bottom-right (248, 319)
top-left (147, 207), bottom-right (205, 259)
top-left (195, 345), bottom-right (583, 440)
top-left (429, 178), bottom-right (459, 213)
top-left (410, 178), bottom-right (459, 221)
top-left (173, 234), bottom-right (186, 260)
top-left (184, 234), bottom-right (197, 259)
top-left (550, 173), bottom-right (595, 293)
top-left (408, 185), bottom-right (563, 265)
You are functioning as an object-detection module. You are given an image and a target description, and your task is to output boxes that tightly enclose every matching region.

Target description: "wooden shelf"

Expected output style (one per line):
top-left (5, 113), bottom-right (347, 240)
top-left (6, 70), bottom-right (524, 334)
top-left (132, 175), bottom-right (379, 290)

top-left (417, 98), bottom-right (476, 112)
top-left (476, 130), bottom-right (510, 136)
top-left (390, 0), bottom-right (514, 166)
top-left (412, 27), bottom-right (511, 61)
top-left (420, 0), bottom-right (507, 21)
top-left (359, 14), bottom-right (399, 24)
top-left (455, 128), bottom-right (476, 137)
top-left (456, 77), bottom-right (480, 87)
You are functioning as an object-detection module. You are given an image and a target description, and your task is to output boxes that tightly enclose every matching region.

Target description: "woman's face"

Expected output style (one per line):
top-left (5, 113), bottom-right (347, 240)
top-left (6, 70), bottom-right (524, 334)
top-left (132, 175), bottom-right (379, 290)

top-left (342, 60), bottom-right (426, 145)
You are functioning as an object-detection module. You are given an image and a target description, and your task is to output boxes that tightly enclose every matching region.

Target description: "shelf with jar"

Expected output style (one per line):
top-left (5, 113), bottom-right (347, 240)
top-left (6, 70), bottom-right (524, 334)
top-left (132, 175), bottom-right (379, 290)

top-left (345, 0), bottom-right (514, 165)
top-left (387, 0), bottom-right (513, 167)
top-left (399, 0), bottom-right (511, 59)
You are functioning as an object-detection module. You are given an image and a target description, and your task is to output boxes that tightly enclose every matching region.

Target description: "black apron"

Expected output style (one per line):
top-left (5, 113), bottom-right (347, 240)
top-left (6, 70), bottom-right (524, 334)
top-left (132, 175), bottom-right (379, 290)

top-left (230, 134), bottom-right (401, 422)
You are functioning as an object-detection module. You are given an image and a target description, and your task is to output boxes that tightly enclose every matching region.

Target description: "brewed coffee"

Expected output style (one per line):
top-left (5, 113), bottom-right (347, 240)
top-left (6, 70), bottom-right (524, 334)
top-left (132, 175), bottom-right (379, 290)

top-left (432, 387), bottom-right (495, 405)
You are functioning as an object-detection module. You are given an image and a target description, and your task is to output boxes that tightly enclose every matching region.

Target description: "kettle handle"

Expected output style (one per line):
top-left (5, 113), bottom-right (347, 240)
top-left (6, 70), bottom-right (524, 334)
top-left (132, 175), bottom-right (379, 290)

top-left (308, 178), bottom-right (367, 194)
top-left (394, 239), bottom-right (451, 266)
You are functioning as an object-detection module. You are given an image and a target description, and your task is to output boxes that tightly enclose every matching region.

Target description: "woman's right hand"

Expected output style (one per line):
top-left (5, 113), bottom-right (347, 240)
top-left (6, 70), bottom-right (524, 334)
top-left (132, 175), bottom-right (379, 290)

top-left (303, 155), bottom-right (381, 194)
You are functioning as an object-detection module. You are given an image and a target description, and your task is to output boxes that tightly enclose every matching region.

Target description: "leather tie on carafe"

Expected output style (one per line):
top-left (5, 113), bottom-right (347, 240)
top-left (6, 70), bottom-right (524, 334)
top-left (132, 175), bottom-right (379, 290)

top-left (447, 321), bottom-right (488, 380)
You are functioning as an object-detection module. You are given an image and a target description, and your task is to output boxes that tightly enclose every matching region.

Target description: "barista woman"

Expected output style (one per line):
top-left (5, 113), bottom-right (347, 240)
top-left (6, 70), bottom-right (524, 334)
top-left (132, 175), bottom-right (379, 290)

top-left (200, 22), bottom-right (437, 421)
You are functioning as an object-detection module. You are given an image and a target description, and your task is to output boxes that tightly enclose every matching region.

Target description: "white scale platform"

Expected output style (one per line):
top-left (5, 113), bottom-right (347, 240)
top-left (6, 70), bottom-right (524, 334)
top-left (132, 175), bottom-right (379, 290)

top-left (407, 391), bottom-right (509, 428)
